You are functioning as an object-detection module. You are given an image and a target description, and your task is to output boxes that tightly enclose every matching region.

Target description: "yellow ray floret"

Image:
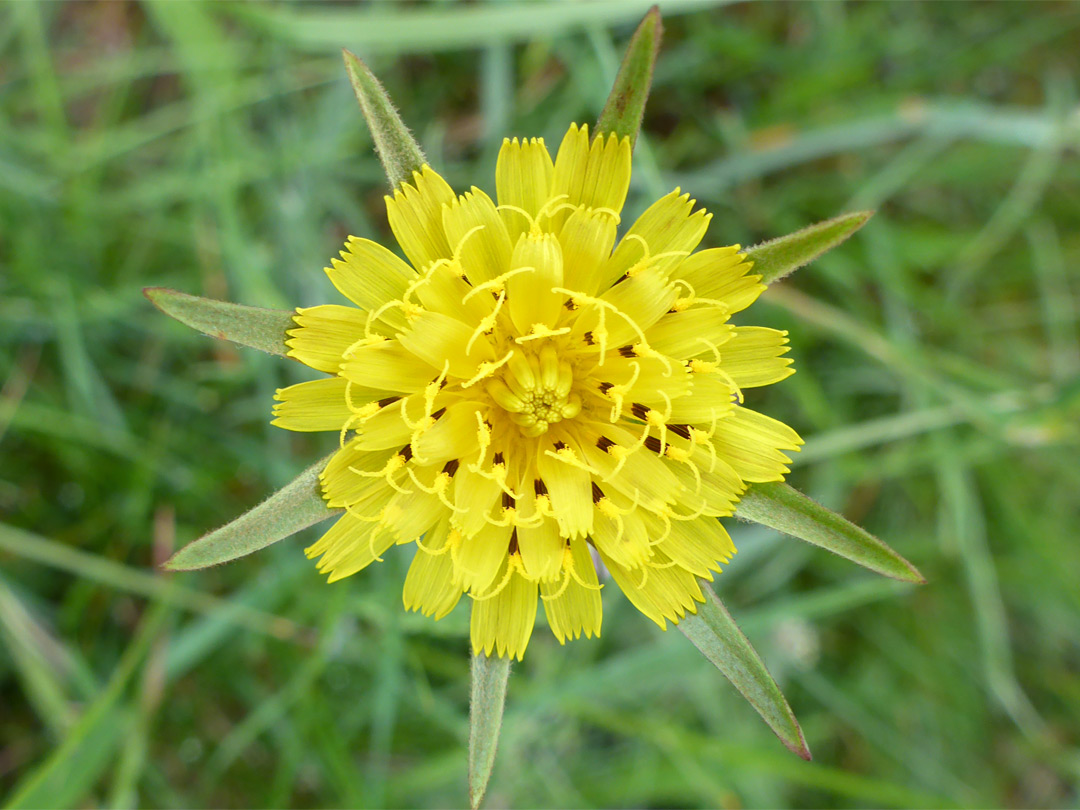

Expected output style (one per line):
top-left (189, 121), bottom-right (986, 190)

top-left (271, 123), bottom-right (802, 660)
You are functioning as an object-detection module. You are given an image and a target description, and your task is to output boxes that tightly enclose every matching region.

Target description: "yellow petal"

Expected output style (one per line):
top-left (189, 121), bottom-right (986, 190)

top-left (352, 394), bottom-right (418, 451)
top-left (403, 518), bottom-right (463, 620)
top-left (712, 406), bottom-right (803, 483)
top-left (506, 230), bottom-right (564, 334)
top-left (669, 454), bottom-right (745, 517)
top-left (652, 516), bottom-right (736, 579)
top-left (601, 548), bottom-right (704, 629)
top-left (340, 338), bottom-right (437, 394)
top-left (536, 442), bottom-right (593, 539)
top-left (382, 486), bottom-right (445, 545)
top-left (320, 445), bottom-right (402, 510)
top-left (413, 401), bottom-right (484, 464)
top-left (412, 261), bottom-right (493, 325)
top-left (593, 354), bottom-right (693, 411)
top-left (470, 556), bottom-right (537, 661)
top-left (455, 519), bottom-right (511, 595)
top-left (541, 537), bottom-right (602, 643)
top-left (590, 491), bottom-right (652, 570)
top-left (442, 187), bottom-right (512, 286)
top-left (496, 136), bottom-right (554, 241)
top-left (326, 236), bottom-right (415, 330)
top-left (599, 189), bottom-right (711, 291)
top-left (646, 307), bottom-right (734, 360)
top-left (286, 305), bottom-right (367, 374)
top-left (579, 424), bottom-right (682, 513)
top-left (558, 206), bottom-right (618, 296)
top-left (398, 310), bottom-right (495, 379)
top-left (515, 486), bottom-right (564, 581)
top-left (676, 248), bottom-right (763, 314)
top-left (667, 375), bottom-right (735, 424)
top-left (385, 165), bottom-right (455, 270)
top-left (596, 265), bottom-right (678, 347)
top-left (721, 326), bottom-right (795, 389)
top-left (272, 377), bottom-right (356, 433)
top-left (548, 124), bottom-right (631, 232)
top-left (304, 511), bottom-right (396, 582)
top-left (452, 462), bottom-right (503, 537)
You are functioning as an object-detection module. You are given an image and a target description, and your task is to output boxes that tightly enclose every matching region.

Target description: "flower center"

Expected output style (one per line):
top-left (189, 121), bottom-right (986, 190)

top-left (486, 342), bottom-right (583, 437)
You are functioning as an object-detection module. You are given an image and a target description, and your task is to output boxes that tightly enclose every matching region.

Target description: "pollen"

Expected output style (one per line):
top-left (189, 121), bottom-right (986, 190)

top-left (275, 123), bottom-right (802, 660)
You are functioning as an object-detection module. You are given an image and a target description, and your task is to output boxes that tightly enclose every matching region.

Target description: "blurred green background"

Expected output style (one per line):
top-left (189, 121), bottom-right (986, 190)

top-left (3, 0), bottom-right (1080, 807)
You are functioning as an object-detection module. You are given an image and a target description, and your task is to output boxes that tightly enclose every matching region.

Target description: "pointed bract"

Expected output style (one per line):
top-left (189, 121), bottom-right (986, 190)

top-left (678, 585), bottom-right (811, 760)
top-left (165, 457), bottom-right (339, 571)
top-left (144, 288), bottom-right (293, 356)
top-left (745, 211), bottom-right (874, 285)
top-left (595, 6), bottom-right (662, 148)
top-left (469, 651), bottom-right (511, 809)
top-left (736, 482), bottom-right (926, 583)
top-left (343, 49), bottom-right (426, 189)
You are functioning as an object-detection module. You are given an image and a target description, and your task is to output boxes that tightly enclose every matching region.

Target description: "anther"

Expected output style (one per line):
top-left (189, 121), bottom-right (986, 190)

top-left (669, 423), bottom-right (692, 440)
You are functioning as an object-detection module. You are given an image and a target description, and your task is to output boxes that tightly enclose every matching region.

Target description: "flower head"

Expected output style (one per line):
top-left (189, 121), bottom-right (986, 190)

top-left (272, 123), bottom-right (802, 660)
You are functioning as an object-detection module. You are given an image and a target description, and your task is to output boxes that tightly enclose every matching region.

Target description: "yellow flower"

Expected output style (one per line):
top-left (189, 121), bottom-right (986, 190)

top-left (271, 123), bottom-right (802, 660)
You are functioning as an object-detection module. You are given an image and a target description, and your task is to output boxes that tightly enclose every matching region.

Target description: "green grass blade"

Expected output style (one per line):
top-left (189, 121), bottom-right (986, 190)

top-left (745, 211), bottom-right (873, 284)
top-left (678, 585), bottom-right (811, 760)
top-left (595, 5), bottom-right (661, 148)
top-left (0, 576), bottom-right (80, 734)
top-left (737, 482), bottom-right (925, 583)
top-left (0, 523), bottom-right (304, 640)
top-left (468, 651), bottom-right (511, 809)
top-left (165, 456), bottom-right (339, 571)
top-left (343, 50), bottom-right (426, 190)
top-left (3, 604), bottom-right (168, 810)
top-left (143, 288), bottom-right (293, 357)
